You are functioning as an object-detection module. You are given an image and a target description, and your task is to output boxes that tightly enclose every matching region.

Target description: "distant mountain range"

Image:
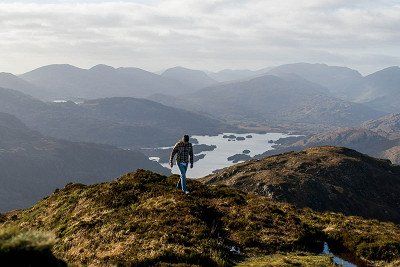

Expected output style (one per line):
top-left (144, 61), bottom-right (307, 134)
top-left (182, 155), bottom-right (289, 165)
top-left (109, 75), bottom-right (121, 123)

top-left (152, 74), bottom-right (384, 132)
top-left (265, 63), bottom-right (400, 113)
top-left (19, 64), bottom-right (188, 100)
top-left (0, 112), bottom-right (170, 211)
top-left (1, 62), bottom-right (399, 114)
top-left (0, 87), bottom-right (229, 148)
top-left (202, 146), bottom-right (400, 223)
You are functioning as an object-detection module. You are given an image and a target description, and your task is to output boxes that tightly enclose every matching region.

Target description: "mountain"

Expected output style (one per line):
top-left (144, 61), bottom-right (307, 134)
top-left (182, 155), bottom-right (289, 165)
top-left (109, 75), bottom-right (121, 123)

top-left (2, 169), bottom-right (400, 266)
top-left (161, 67), bottom-right (217, 89)
top-left (381, 146), bottom-right (400, 166)
top-left (164, 74), bottom-right (384, 132)
top-left (268, 63), bottom-right (364, 100)
top-left (362, 113), bottom-right (400, 140)
top-left (19, 64), bottom-right (187, 100)
top-left (256, 126), bottom-right (400, 165)
top-left (360, 66), bottom-right (400, 112)
top-left (202, 146), bottom-right (400, 223)
top-left (0, 112), bottom-right (169, 211)
top-left (81, 97), bottom-right (226, 135)
top-left (207, 69), bottom-right (259, 82)
top-left (0, 72), bottom-right (50, 98)
top-left (291, 127), bottom-right (395, 156)
top-left (0, 87), bottom-right (229, 148)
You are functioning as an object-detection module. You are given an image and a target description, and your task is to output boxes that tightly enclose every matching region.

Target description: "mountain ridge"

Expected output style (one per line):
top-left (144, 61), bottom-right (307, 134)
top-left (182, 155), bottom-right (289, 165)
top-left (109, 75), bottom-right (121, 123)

top-left (201, 146), bottom-right (400, 223)
top-left (2, 168), bottom-right (400, 266)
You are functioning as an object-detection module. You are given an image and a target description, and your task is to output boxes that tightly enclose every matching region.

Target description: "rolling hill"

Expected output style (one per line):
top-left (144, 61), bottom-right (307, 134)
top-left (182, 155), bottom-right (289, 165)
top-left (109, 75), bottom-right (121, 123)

top-left (266, 63), bottom-right (400, 113)
top-left (161, 66), bottom-right (217, 90)
top-left (267, 63), bottom-right (364, 100)
top-left (0, 112), bottom-right (169, 211)
top-left (362, 113), bottom-right (400, 140)
top-left (0, 72), bottom-right (50, 99)
top-left (361, 66), bottom-right (400, 112)
top-left (0, 87), bottom-right (230, 148)
top-left (202, 146), bottom-right (400, 223)
top-left (160, 74), bottom-right (384, 131)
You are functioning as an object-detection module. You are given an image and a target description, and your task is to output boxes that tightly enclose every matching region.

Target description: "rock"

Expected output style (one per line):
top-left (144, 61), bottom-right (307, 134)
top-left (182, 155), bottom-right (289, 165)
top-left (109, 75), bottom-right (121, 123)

top-left (227, 153), bottom-right (252, 163)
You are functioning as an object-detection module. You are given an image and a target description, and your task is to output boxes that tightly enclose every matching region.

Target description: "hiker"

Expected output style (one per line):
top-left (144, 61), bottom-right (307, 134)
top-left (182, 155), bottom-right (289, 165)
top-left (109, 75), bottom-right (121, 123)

top-left (169, 135), bottom-right (194, 194)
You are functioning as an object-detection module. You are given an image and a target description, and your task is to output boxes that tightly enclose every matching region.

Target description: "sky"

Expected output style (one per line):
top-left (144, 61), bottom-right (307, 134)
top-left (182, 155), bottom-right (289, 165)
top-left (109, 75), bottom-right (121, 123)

top-left (0, 0), bottom-right (399, 75)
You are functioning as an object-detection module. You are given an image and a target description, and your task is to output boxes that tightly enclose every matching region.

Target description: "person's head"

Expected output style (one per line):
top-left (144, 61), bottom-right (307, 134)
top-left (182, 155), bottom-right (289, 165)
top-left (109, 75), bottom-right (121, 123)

top-left (183, 135), bottom-right (190, 143)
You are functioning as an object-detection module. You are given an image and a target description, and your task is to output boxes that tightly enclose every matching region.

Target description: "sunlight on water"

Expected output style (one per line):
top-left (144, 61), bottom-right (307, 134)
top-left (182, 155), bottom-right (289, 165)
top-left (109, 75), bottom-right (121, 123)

top-left (161, 132), bottom-right (296, 178)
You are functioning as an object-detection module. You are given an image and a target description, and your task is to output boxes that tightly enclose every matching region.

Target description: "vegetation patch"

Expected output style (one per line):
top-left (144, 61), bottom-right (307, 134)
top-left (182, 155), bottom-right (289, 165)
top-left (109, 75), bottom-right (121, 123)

top-left (1, 169), bottom-right (400, 266)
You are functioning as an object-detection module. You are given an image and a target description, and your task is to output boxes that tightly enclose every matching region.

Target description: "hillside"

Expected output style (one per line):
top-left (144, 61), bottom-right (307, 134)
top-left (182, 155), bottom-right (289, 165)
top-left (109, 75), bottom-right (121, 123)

top-left (2, 169), bottom-right (400, 266)
top-left (0, 87), bottom-right (229, 148)
top-left (362, 113), bottom-right (400, 140)
top-left (207, 69), bottom-right (261, 82)
top-left (0, 72), bottom-right (50, 98)
top-left (361, 66), bottom-right (400, 112)
top-left (381, 146), bottom-right (400, 166)
top-left (161, 67), bottom-right (218, 89)
top-left (19, 64), bottom-right (187, 100)
top-left (81, 97), bottom-right (226, 135)
top-left (268, 63), bottom-right (364, 100)
top-left (255, 127), bottom-right (400, 165)
top-left (170, 74), bottom-right (384, 131)
top-left (0, 112), bottom-right (169, 211)
top-left (202, 146), bottom-right (400, 223)
top-left (292, 127), bottom-right (396, 156)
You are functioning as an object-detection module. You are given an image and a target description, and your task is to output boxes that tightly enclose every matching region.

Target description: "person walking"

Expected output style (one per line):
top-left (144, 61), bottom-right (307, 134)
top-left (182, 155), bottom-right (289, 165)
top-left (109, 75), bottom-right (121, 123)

top-left (169, 135), bottom-right (194, 194)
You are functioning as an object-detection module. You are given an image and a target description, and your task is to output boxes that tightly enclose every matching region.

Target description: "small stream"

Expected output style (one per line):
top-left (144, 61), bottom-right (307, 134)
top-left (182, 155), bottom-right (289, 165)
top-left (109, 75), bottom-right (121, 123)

top-left (323, 242), bottom-right (362, 267)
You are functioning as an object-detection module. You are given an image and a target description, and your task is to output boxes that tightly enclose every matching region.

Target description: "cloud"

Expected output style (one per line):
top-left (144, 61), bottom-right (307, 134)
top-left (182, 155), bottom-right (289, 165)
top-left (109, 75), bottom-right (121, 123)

top-left (0, 0), bottom-right (399, 74)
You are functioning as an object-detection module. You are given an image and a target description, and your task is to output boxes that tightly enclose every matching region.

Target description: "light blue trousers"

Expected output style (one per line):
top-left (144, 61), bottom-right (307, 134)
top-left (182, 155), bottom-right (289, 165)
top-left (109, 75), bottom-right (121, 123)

top-left (177, 162), bottom-right (188, 192)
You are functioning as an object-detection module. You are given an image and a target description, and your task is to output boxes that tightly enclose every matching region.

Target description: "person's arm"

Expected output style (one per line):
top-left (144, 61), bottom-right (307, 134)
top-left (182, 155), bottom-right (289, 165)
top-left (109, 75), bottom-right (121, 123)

top-left (169, 143), bottom-right (178, 167)
top-left (189, 144), bottom-right (194, 168)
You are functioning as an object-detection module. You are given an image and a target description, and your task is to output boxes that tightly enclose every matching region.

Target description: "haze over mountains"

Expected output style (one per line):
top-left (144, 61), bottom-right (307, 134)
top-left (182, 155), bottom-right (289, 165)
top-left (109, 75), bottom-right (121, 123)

top-left (0, 87), bottom-right (228, 148)
top-left (152, 74), bottom-right (384, 132)
top-left (1, 61), bottom-right (400, 212)
top-left (0, 112), bottom-right (169, 211)
top-left (1, 62), bottom-right (398, 116)
top-left (19, 64), bottom-right (187, 100)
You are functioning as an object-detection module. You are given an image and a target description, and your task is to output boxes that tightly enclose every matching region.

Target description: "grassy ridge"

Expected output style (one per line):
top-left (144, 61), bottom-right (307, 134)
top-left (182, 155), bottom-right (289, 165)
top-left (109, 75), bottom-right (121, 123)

top-left (0, 226), bottom-right (65, 266)
top-left (1, 170), bottom-right (400, 266)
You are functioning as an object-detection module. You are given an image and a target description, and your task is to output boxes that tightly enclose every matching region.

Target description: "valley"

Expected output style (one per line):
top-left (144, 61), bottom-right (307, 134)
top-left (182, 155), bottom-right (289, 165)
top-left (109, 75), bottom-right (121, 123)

top-left (1, 61), bottom-right (400, 266)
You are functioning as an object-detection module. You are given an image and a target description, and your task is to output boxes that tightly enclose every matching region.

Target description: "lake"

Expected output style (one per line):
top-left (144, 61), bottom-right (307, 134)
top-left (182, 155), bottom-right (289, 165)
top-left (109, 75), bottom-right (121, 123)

top-left (154, 132), bottom-right (297, 178)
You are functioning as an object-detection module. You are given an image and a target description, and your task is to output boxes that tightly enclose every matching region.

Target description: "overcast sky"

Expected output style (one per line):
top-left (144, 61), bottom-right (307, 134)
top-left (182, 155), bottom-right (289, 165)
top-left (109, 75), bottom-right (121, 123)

top-left (0, 0), bottom-right (399, 74)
